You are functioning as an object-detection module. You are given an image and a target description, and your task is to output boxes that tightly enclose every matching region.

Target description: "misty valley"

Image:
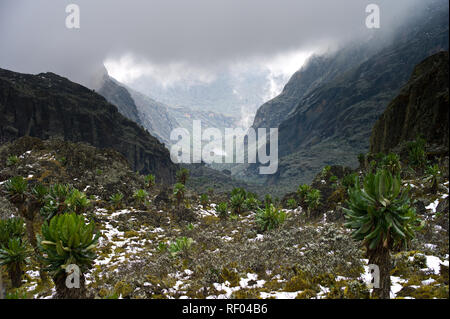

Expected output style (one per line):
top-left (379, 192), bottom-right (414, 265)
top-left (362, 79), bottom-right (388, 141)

top-left (0, 0), bottom-right (448, 304)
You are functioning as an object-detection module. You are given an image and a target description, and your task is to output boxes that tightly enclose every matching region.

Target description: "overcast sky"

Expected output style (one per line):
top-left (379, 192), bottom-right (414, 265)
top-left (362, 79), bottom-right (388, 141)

top-left (0, 0), bottom-right (429, 87)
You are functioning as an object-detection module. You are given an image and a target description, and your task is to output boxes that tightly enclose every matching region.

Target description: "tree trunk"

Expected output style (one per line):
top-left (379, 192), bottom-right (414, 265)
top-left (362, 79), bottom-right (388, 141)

top-left (9, 263), bottom-right (23, 288)
top-left (54, 273), bottom-right (87, 299)
top-left (368, 246), bottom-right (391, 299)
top-left (0, 271), bottom-right (4, 299)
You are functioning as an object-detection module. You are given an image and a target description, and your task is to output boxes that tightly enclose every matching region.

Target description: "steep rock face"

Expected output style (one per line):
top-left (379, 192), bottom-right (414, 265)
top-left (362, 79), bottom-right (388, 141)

top-left (127, 88), bottom-right (180, 145)
top-left (252, 44), bottom-right (372, 130)
top-left (96, 71), bottom-right (180, 145)
top-left (370, 51), bottom-right (449, 153)
top-left (0, 68), bottom-right (177, 183)
top-left (277, 3), bottom-right (449, 158)
top-left (97, 75), bottom-right (142, 126)
top-left (245, 1), bottom-right (448, 191)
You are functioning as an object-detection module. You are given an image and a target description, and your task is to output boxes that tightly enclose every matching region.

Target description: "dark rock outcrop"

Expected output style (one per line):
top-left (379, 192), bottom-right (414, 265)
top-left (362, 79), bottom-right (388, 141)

top-left (0, 68), bottom-right (177, 183)
top-left (369, 51), bottom-right (449, 154)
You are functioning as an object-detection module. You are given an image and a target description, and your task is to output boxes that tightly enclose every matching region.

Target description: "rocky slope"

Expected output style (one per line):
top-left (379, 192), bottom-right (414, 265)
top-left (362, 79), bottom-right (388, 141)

top-left (370, 51), bottom-right (449, 154)
top-left (0, 68), bottom-right (177, 183)
top-left (0, 136), bottom-right (447, 299)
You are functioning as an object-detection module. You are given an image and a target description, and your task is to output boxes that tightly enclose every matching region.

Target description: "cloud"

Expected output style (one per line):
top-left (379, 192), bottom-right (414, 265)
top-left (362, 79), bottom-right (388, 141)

top-left (0, 0), bottom-right (430, 86)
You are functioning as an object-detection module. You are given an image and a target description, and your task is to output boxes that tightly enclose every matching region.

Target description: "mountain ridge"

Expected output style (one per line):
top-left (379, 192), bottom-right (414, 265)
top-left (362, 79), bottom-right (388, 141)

top-left (0, 68), bottom-right (177, 183)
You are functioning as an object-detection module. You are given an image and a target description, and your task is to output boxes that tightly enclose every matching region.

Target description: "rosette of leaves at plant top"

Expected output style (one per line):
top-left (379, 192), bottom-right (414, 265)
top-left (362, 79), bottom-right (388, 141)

top-left (255, 204), bottom-right (287, 232)
top-left (381, 153), bottom-right (402, 175)
top-left (0, 218), bottom-right (26, 247)
top-left (200, 194), bottom-right (209, 207)
top-left (230, 193), bottom-right (245, 215)
top-left (64, 189), bottom-right (90, 214)
top-left (343, 169), bottom-right (422, 250)
top-left (297, 184), bottom-right (311, 201)
top-left (243, 196), bottom-right (260, 211)
top-left (168, 237), bottom-right (193, 257)
top-left (176, 168), bottom-right (190, 185)
top-left (6, 155), bottom-right (20, 167)
top-left (37, 213), bottom-right (99, 276)
top-left (109, 192), bottom-right (124, 209)
top-left (3, 176), bottom-right (28, 205)
top-left (0, 237), bottom-right (30, 272)
top-left (305, 189), bottom-right (321, 211)
top-left (40, 184), bottom-right (73, 220)
top-left (216, 202), bottom-right (229, 219)
top-left (144, 174), bottom-right (156, 188)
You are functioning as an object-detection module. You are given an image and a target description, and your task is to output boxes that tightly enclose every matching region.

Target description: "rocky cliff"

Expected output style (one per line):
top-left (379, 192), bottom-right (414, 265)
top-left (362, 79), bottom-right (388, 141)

top-left (245, 1), bottom-right (449, 193)
top-left (0, 68), bottom-right (177, 183)
top-left (370, 51), bottom-right (449, 153)
top-left (97, 75), bottom-right (142, 126)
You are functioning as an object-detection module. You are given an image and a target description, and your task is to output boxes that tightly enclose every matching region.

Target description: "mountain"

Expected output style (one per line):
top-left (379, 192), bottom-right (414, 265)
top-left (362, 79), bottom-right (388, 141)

top-left (252, 44), bottom-right (373, 130)
top-left (245, 1), bottom-right (449, 194)
top-left (97, 73), bottom-right (142, 126)
top-left (130, 67), bottom-right (275, 126)
top-left (127, 88), bottom-right (180, 145)
top-left (370, 51), bottom-right (449, 153)
top-left (96, 70), bottom-right (237, 146)
top-left (0, 68), bottom-right (177, 183)
top-left (94, 69), bottom-right (179, 145)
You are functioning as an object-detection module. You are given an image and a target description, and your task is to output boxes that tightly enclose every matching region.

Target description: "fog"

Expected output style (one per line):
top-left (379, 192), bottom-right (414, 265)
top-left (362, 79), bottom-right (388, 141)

top-left (0, 0), bottom-right (429, 87)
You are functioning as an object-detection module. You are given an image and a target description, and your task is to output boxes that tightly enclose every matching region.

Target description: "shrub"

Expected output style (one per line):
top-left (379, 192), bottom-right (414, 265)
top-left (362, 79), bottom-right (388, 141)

top-left (176, 168), bottom-right (190, 185)
top-left (31, 184), bottom-right (48, 205)
top-left (168, 237), bottom-right (193, 257)
top-left (231, 187), bottom-right (247, 198)
top-left (297, 184), bottom-right (311, 202)
top-left (286, 198), bottom-right (298, 209)
top-left (4, 176), bottom-right (28, 205)
top-left (200, 194), bottom-right (209, 207)
top-left (216, 202), bottom-right (229, 219)
top-left (41, 185), bottom-right (89, 220)
top-left (305, 189), bottom-right (321, 213)
top-left (230, 193), bottom-right (245, 215)
top-left (343, 169), bottom-right (421, 299)
top-left (243, 197), bottom-right (260, 211)
top-left (6, 155), bottom-right (19, 167)
top-left (255, 204), bottom-right (287, 232)
top-left (425, 164), bottom-right (440, 194)
top-left (109, 192), bottom-right (124, 210)
top-left (133, 189), bottom-right (148, 206)
top-left (407, 137), bottom-right (427, 167)
top-left (342, 173), bottom-right (358, 189)
top-left (144, 174), bottom-right (156, 189)
top-left (37, 213), bottom-right (99, 299)
top-left (321, 165), bottom-right (332, 179)
top-left (0, 238), bottom-right (30, 288)
top-left (0, 218), bottom-right (26, 247)
top-left (382, 153), bottom-right (402, 175)
top-left (173, 183), bottom-right (186, 207)
top-left (0, 218), bottom-right (28, 288)
top-left (65, 189), bottom-right (90, 214)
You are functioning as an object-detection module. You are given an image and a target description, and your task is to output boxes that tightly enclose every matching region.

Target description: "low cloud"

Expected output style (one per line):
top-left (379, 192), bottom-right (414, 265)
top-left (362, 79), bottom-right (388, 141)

top-left (0, 0), bottom-right (429, 86)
